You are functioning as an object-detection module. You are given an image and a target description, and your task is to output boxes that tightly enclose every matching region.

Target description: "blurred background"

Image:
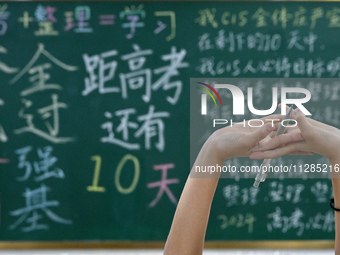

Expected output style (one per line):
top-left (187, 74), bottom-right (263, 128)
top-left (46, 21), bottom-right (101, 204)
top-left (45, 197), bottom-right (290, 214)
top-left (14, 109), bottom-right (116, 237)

top-left (0, 0), bottom-right (339, 253)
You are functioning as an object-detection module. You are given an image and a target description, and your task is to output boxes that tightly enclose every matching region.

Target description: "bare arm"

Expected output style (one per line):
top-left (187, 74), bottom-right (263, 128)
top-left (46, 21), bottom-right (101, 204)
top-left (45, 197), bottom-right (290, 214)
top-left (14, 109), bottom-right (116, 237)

top-left (164, 138), bottom-right (224, 255)
top-left (250, 109), bottom-right (340, 253)
top-left (164, 114), bottom-right (303, 255)
top-left (330, 157), bottom-right (340, 254)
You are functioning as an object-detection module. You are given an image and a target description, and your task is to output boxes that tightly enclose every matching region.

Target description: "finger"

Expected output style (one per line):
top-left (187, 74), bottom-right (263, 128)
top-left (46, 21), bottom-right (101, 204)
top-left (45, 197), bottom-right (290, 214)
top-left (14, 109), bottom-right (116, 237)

top-left (270, 122), bottom-right (286, 133)
top-left (268, 125), bottom-right (286, 138)
top-left (308, 118), bottom-right (340, 135)
top-left (271, 122), bottom-right (299, 135)
top-left (246, 124), bottom-right (274, 146)
top-left (250, 142), bottom-right (305, 159)
top-left (288, 151), bottom-right (314, 155)
top-left (284, 125), bottom-right (300, 134)
top-left (260, 114), bottom-right (284, 122)
top-left (293, 109), bottom-right (315, 139)
top-left (269, 130), bottom-right (276, 138)
top-left (278, 103), bottom-right (290, 112)
top-left (253, 132), bottom-right (304, 152)
top-left (272, 123), bottom-right (297, 130)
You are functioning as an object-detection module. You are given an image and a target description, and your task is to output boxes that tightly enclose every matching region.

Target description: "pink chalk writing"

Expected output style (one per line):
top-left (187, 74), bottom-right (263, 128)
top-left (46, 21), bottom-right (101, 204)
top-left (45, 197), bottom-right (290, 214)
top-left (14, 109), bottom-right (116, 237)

top-left (99, 15), bottom-right (115, 25)
top-left (0, 158), bottom-right (9, 164)
top-left (147, 163), bottom-right (179, 208)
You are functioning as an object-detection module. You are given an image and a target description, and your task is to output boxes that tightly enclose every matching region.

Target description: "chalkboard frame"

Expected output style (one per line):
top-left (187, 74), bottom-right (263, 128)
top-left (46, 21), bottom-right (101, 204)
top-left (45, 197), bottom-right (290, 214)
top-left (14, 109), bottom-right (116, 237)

top-left (0, 240), bottom-right (335, 249)
top-left (1, 0), bottom-right (339, 249)
top-left (5, 0), bottom-right (340, 2)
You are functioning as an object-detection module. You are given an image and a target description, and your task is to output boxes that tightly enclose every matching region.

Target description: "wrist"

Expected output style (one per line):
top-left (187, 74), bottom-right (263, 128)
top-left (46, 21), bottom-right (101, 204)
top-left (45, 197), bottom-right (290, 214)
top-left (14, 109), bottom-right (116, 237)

top-left (206, 130), bottom-right (232, 164)
top-left (330, 154), bottom-right (340, 181)
top-left (191, 138), bottom-right (227, 178)
top-left (328, 146), bottom-right (340, 163)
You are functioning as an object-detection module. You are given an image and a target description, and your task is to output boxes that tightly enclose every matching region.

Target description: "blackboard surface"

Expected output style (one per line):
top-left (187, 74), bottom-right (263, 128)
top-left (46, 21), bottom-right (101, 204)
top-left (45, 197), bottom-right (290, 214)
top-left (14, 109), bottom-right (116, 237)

top-left (0, 1), bottom-right (339, 242)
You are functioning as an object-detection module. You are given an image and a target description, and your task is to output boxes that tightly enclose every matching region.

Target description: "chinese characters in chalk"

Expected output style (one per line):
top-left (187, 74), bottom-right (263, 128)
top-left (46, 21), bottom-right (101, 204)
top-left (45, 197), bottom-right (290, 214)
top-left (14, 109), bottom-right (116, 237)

top-left (7, 4), bottom-right (177, 41)
top-left (10, 146), bottom-right (72, 232)
top-left (10, 43), bottom-right (78, 143)
top-left (82, 44), bottom-right (188, 105)
top-left (9, 184), bottom-right (72, 232)
top-left (101, 105), bottom-right (169, 152)
top-left (195, 6), bottom-right (340, 29)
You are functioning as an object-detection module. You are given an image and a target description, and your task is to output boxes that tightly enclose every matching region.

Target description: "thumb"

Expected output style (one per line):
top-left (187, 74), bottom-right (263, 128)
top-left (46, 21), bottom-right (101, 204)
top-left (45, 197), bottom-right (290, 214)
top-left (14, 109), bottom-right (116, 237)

top-left (293, 108), bottom-right (314, 139)
top-left (246, 124), bottom-right (273, 146)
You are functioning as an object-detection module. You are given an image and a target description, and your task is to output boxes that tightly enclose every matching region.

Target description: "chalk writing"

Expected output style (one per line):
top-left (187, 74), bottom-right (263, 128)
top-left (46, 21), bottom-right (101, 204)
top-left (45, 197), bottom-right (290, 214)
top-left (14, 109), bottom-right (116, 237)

top-left (154, 11), bottom-right (176, 41)
top-left (218, 213), bottom-right (256, 233)
top-left (9, 43), bottom-right (78, 86)
top-left (287, 30), bottom-right (317, 52)
top-left (198, 30), bottom-right (316, 53)
top-left (115, 154), bottom-right (140, 194)
top-left (310, 181), bottom-right (331, 203)
top-left (11, 4), bottom-right (179, 38)
top-left (101, 105), bottom-right (169, 152)
top-left (195, 8), bottom-right (218, 28)
top-left (152, 46), bottom-right (188, 105)
top-left (267, 207), bottom-right (334, 236)
top-left (252, 7), bottom-right (270, 28)
top-left (75, 6), bottom-right (93, 33)
top-left (0, 125), bottom-right (7, 143)
top-left (0, 4), bottom-right (9, 35)
top-left (18, 11), bottom-right (34, 29)
top-left (195, 6), bottom-right (337, 29)
top-left (267, 207), bottom-right (304, 236)
top-left (293, 7), bottom-right (307, 27)
top-left (327, 7), bottom-right (340, 27)
top-left (63, 6), bottom-right (93, 33)
top-left (0, 92), bottom-right (8, 143)
top-left (87, 156), bottom-right (106, 192)
top-left (267, 181), bottom-right (304, 203)
top-left (120, 5), bottom-right (145, 39)
top-left (120, 44), bottom-right (153, 102)
top-left (63, 11), bottom-right (74, 31)
top-left (34, 5), bottom-right (59, 36)
top-left (15, 146), bottom-right (64, 182)
top-left (196, 56), bottom-right (340, 78)
top-left (147, 163), bottom-right (179, 208)
top-left (15, 95), bottom-right (74, 143)
top-left (221, 179), bottom-right (332, 207)
top-left (222, 185), bottom-right (259, 207)
top-left (221, 10), bottom-right (248, 27)
top-left (9, 184), bottom-right (72, 232)
top-left (154, 20), bottom-right (166, 35)
top-left (8, 43), bottom-right (77, 143)
top-left (83, 45), bottom-right (188, 105)
top-left (0, 46), bottom-right (18, 74)
top-left (85, 154), bottom-right (140, 195)
top-left (1, 1), bottom-right (339, 241)
top-left (82, 49), bottom-right (119, 96)
top-left (99, 14), bottom-right (115, 26)
top-left (0, 158), bottom-right (9, 164)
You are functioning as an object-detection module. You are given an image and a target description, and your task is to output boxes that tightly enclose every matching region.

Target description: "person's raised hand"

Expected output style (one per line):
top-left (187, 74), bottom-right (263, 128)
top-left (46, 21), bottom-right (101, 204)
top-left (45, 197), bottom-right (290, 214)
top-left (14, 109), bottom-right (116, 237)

top-left (250, 108), bottom-right (340, 161)
top-left (207, 114), bottom-right (308, 161)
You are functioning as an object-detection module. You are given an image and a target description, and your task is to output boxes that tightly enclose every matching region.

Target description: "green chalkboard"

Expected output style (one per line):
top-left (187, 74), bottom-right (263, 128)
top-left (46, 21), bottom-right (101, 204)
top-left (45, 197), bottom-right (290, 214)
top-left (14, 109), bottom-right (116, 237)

top-left (0, 1), bottom-right (339, 243)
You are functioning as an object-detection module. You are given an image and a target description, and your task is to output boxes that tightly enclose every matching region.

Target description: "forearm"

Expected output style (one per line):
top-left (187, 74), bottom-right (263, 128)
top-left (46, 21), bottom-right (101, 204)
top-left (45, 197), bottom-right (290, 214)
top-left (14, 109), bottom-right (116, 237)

top-left (164, 139), bottom-right (225, 255)
top-left (330, 156), bottom-right (340, 254)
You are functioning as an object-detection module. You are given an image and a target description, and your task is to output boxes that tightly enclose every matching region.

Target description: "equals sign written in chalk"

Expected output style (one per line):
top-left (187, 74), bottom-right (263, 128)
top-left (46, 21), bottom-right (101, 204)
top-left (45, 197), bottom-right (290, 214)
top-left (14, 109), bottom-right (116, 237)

top-left (99, 15), bottom-right (115, 25)
top-left (0, 158), bottom-right (9, 164)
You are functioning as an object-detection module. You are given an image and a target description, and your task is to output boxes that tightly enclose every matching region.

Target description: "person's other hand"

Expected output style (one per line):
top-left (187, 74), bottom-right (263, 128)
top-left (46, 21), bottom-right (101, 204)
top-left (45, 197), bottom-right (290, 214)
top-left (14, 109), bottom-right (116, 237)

top-left (250, 109), bottom-right (340, 161)
top-left (208, 114), bottom-right (308, 161)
